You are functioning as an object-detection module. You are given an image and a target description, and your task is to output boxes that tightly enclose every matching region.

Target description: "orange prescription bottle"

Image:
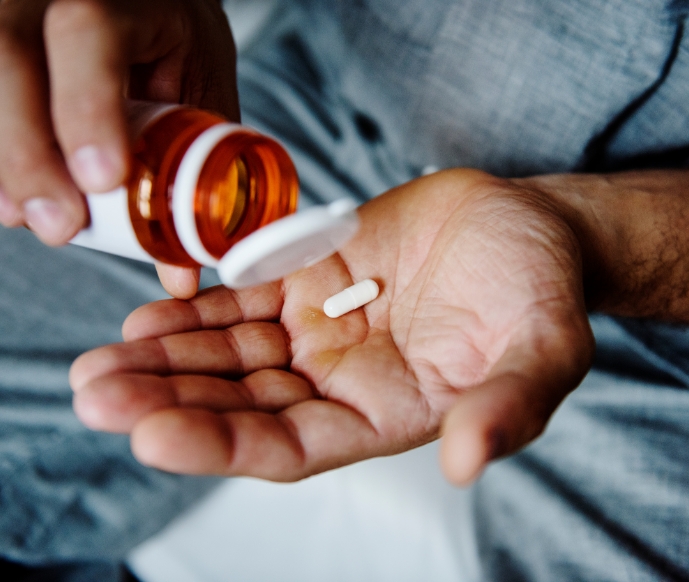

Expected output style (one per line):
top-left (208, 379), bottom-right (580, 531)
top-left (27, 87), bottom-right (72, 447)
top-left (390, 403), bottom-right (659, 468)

top-left (71, 101), bottom-right (360, 289)
top-left (71, 101), bottom-right (298, 265)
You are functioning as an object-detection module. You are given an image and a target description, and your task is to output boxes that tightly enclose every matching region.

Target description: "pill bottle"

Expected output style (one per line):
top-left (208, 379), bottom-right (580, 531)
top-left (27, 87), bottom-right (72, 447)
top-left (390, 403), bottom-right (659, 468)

top-left (71, 101), bottom-right (299, 268)
top-left (71, 101), bottom-right (360, 289)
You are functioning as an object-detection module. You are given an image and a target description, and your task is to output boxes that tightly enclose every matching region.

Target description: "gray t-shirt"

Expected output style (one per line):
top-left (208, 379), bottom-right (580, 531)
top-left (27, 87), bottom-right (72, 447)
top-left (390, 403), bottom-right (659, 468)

top-left (298, 0), bottom-right (689, 177)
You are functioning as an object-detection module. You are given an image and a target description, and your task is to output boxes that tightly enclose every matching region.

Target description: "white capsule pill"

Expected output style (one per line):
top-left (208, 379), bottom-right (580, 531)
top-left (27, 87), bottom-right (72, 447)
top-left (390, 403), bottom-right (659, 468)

top-left (323, 279), bottom-right (380, 318)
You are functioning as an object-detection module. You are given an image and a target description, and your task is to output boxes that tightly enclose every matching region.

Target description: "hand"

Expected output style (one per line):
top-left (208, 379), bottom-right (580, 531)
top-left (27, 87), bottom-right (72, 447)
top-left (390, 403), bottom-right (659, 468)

top-left (70, 169), bottom-right (594, 484)
top-left (0, 0), bottom-right (237, 296)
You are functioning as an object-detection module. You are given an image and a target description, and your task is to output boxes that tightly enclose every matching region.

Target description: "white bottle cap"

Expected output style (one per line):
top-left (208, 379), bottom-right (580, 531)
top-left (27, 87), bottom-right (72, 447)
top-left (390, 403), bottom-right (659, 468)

top-left (217, 198), bottom-right (360, 289)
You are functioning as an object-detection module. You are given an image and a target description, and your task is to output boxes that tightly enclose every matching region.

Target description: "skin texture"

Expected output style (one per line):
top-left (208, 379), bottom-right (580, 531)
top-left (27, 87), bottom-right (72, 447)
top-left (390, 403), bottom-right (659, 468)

top-left (519, 170), bottom-right (689, 320)
top-left (70, 167), bottom-right (689, 484)
top-left (71, 169), bottom-right (597, 484)
top-left (0, 0), bottom-right (235, 296)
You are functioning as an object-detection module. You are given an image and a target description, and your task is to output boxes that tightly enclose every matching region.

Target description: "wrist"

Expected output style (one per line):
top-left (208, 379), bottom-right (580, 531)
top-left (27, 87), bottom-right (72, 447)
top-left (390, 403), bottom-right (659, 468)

top-left (513, 170), bottom-right (689, 321)
top-left (511, 173), bottom-right (619, 313)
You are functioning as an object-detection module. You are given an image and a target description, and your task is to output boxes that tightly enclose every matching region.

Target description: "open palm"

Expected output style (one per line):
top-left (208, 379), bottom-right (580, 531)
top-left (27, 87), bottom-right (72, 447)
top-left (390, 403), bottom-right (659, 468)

top-left (70, 169), bottom-right (594, 484)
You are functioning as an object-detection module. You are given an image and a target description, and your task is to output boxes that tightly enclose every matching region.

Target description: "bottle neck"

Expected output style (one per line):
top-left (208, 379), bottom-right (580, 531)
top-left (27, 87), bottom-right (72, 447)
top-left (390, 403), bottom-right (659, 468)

top-left (171, 123), bottom-right (243, 266)
top-left (191, 129), bottom-right (299, 262)
top-left (127, 106), bottom-right (299, 267)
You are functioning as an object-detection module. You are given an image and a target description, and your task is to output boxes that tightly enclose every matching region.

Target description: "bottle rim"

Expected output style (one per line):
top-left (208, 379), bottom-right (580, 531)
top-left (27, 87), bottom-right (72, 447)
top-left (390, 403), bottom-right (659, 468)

top-left (171, 122), bottom-right (248, 267)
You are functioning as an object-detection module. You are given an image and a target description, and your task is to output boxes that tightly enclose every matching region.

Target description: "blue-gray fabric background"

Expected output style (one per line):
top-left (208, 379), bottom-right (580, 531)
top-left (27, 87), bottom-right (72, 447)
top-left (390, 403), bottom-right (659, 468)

top-left (1, 1), bottom-right (688, 579)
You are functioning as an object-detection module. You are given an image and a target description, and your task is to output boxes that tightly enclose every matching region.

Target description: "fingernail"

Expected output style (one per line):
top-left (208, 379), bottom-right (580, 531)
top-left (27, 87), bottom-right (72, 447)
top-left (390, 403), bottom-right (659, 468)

top-left (72, 145), bottom-right (121, 192)
top-left (0, 188), bottom-right (20, 225)
top-left (24, 198), bottom-right (73, 243)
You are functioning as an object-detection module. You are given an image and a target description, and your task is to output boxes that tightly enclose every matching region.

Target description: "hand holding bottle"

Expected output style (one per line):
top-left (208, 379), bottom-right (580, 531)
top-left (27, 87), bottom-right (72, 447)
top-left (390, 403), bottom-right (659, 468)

top-left (0, 0), bottom-right (238, 292)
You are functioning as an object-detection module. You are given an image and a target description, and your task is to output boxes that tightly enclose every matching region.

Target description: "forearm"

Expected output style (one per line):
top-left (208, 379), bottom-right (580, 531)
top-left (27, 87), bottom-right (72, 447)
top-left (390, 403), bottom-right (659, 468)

top-left (516, 170), bottom-right (689, 322)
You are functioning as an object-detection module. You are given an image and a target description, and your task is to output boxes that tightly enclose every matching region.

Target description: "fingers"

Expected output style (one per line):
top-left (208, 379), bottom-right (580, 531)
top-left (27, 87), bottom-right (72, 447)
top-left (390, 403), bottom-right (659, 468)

top-left (73, 367), bottom-right (386, 480)
top-left (122, 281), bottom-right (283, 341)
top-left (74, 369), bottom-right (314, 433)
top-left (130, 400), bottom-right (382, 479)
top-left (0, 0), bottom-right (190, 245)
top-left (440, 372), bottom-right (551, 486)
top-left (154, 264), bottom-right (201, 300)
top-left (439, 314), bottom-right (594, 485)
top-left (73, 258), bottom-right (415, 480)
top-left (0, 1), bottom-right (86, 243)
top-left (70, 321), bottom-right (291, 390)
top-left (44, 0), bottom-right (129, 193)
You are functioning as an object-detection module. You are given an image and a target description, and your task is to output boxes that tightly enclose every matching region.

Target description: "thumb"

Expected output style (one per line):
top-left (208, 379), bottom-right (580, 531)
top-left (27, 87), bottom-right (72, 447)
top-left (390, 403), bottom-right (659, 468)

top-left (440, 315), bottom-right (593, 486)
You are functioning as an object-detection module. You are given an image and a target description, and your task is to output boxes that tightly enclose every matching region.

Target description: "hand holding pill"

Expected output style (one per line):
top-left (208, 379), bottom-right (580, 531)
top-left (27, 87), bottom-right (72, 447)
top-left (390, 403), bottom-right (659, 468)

top-left (71, 170), bottom-right (592, 486)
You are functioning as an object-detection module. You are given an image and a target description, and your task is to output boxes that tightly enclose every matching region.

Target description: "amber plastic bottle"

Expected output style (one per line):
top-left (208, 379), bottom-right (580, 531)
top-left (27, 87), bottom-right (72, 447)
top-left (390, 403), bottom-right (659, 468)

top-left (71, 102), bottom-right (299, 268)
